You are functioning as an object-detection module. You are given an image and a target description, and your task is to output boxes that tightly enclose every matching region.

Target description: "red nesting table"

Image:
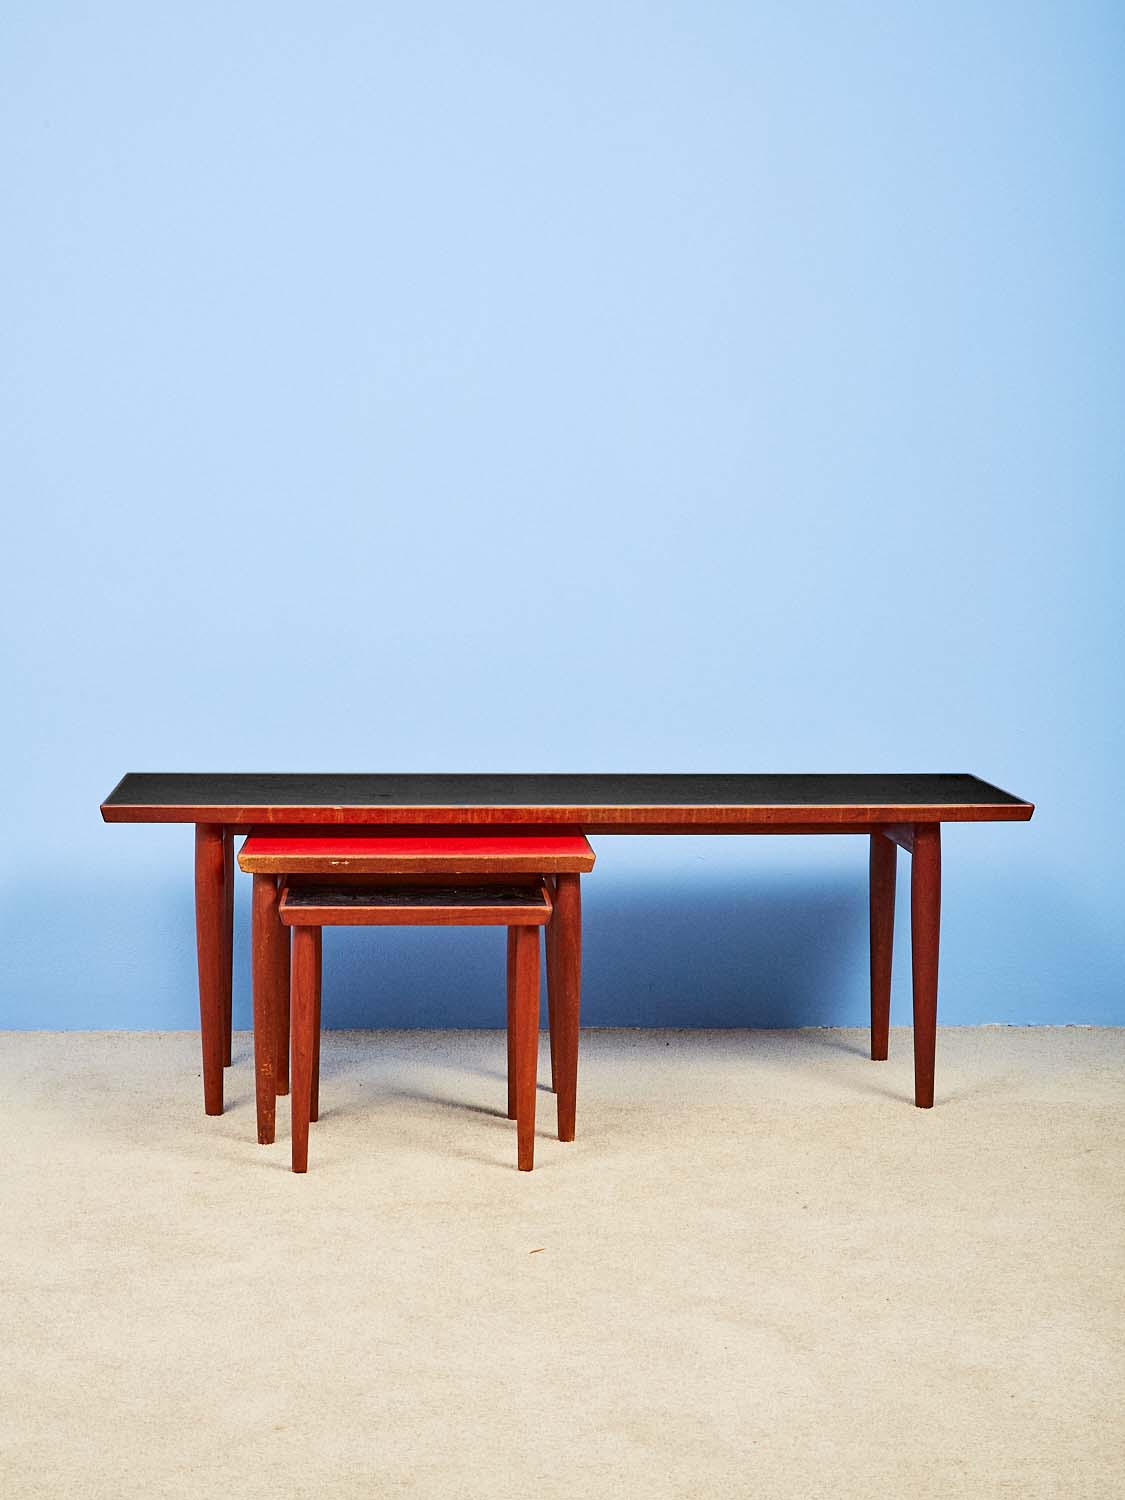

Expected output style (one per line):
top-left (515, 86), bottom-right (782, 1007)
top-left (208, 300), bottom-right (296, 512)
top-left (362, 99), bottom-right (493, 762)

top-left (237, 831), bottom-right (595, 1170)
top-left (100, 773), bottom-right (1034, 1115)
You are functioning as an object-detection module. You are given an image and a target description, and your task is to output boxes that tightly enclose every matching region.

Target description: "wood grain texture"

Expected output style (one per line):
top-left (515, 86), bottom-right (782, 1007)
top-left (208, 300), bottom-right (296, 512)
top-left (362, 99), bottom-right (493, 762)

top-left (512, 924), bottom-right (540, 1171)
top-left (506, 928), bottom-right (518, 1122)
top-left (544, 877), bottom-right (559, 1094)
top-left (275, 890), bottom-right (291, 1099)
top-left (290, 925), bottom-right (319, 1173)
top-left (911, 823), bottom-right (942, 1109)
top-left (869, 835), bottom-right (897, 1063)
top-left (193, 824), bottom-right (228, 1116)
top-left (238, 832), bottom-right (596, 874)
top-left (550, 874), bottom-right (582, 1143)
top-left (310, 929), bottom-right (322, 1125)
top-left (250, 874), bottom-right (281, 1145)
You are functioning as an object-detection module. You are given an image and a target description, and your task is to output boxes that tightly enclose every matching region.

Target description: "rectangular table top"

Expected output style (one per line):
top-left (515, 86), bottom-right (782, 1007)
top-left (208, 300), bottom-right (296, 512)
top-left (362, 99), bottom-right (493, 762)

top-left (101, 772), bottom-right (1033, 829)
top-left (238, 832), bottom-right (597, 874)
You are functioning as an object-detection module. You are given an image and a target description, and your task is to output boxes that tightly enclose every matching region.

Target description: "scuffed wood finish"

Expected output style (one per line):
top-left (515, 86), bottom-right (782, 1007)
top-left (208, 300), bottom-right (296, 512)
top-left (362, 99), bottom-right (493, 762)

top-left (549, 874), bottom-right (582, 1142)
top-left (193, 824), bottom-right (229, 1116)
top-left (238, 832), bottom-right (595, 875)
top-left (911, 824), bottom-right (942, 1109)
top-left (101, 772), bottom-right (1035, 827)
top-left (250, 874), bottom-right (281, 1145)
top-left (869, 835), bottom-right (897, 1062)
top-left (512, 924), bottom-right (540, 1172)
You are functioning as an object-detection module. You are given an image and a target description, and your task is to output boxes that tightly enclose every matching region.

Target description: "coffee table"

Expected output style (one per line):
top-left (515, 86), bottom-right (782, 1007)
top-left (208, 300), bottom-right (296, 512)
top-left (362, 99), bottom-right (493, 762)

top-left (101, 772), bottom-right (1034, 1114)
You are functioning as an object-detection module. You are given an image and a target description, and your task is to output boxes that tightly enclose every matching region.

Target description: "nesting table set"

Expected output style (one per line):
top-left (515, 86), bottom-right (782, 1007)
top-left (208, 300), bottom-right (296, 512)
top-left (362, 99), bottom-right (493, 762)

top-left (238, 829), bottom-right (594, 1171)
top-left (101, 773), bottom-right (1034, 1172)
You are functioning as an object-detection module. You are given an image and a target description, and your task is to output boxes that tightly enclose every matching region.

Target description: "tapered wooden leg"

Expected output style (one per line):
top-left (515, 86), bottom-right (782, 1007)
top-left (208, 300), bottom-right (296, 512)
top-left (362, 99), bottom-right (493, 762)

top-left (310, 930), bottom-right (322, 1124)
top-left (194, 824), bottom-right (228, 1116)
top-left (275, 884), bottom-right (291, 1097)
top-left (291, 926), bottom-right (320, 1173)
top-left (513, 925), bottom-right (540, 1171)
top-left (222, 829), bottom-right (234, 1067)
top-left (869, 834), bottom-right (897, 1062)
top-left (551, 873), bottom-right (581, 1143)
top-left (506, 928), bottom-right (518, 1120)
top-left (911, 823), bottom-right (941, 1109)
top-left (544, 881), bottom-right (559, 1092)
top-left (250, 874), bottom-right (282, 1145)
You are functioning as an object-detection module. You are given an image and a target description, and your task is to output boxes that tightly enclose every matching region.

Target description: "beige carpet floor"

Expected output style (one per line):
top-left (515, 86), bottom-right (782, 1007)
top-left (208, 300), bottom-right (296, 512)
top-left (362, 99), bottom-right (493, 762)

top-left (1, 1026), bottom-right (1122, 1499)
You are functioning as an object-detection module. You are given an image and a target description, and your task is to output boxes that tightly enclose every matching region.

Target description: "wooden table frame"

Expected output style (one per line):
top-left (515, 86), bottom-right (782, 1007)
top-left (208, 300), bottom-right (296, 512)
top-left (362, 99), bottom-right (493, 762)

top-left (101, 774), bottom-right (1034, 1115)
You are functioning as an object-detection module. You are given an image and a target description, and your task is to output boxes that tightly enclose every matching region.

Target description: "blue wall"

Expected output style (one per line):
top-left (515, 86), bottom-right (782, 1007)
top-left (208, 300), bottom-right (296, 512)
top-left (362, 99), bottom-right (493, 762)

top-left (2, 2), bottom-right (1122, 1029)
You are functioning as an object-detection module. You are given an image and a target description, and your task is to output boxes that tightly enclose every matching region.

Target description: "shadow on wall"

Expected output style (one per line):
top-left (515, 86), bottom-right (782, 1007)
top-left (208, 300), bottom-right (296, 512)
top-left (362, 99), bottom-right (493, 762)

top-left (3, 859), bottom-right (1114, 1028)
top-left (582, 879), bottom-right (867, 1028)
top-left (319, 877), bottom-right (868, 1030)
top-left (0, 869), bottom-right (864, 1029)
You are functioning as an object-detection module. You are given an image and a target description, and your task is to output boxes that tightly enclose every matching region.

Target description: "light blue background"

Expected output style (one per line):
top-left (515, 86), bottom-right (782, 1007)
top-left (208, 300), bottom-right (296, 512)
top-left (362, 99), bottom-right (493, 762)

top-left (2, 2), bottom-right (1122, 1031)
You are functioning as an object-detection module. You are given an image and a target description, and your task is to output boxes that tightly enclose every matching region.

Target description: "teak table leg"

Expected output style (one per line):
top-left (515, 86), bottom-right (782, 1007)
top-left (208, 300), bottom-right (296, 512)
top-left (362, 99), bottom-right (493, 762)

top-left (910, 823), bottom-right (941, 1109)
top-left (194, 824), bottom-right (229, 1116)
top-left (290, 926), bottom-right (320, 1173)
top-left (869, 834), bottom-right (897, 1062)
top-left (513, 925), bottom-right (540, 1171)
top-left (275, 888), bottom-right (291, 1098)
top-left (545, 880), bottom-right (559, 1092)
top-left (310, 930), bottom-right (322, 1124)
top-left (250, 874), bottom-right (283, 1145)
top-left (551, 873), bottom-right (581, 1143)
top-left (222, 829), bottom-right (234, 1067)
top-left (506, 928), bottom-right (518, 1121)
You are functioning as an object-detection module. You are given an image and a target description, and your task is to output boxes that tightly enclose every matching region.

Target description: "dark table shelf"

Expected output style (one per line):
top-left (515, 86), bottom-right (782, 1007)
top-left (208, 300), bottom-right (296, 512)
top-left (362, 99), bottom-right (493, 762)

top-left (101, 771), bottom-right (1032, 827)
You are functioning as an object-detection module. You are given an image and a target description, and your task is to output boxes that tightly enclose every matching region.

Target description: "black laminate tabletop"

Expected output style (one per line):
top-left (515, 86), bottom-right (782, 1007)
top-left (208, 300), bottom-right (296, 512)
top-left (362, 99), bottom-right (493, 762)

top-left (101, 773), bottom-right (1033, 828)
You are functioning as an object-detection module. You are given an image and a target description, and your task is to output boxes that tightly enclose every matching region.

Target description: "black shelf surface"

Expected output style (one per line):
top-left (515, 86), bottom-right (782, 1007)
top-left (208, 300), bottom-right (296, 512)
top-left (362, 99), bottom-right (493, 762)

top-left (103, 771), bottom-right (1029, 811)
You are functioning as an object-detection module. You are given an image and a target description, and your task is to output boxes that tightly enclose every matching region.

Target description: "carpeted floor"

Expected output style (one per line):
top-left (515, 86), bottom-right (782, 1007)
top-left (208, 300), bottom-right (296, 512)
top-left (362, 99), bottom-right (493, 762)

top-left (1, 1026), bottom-right (1122, 1499)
